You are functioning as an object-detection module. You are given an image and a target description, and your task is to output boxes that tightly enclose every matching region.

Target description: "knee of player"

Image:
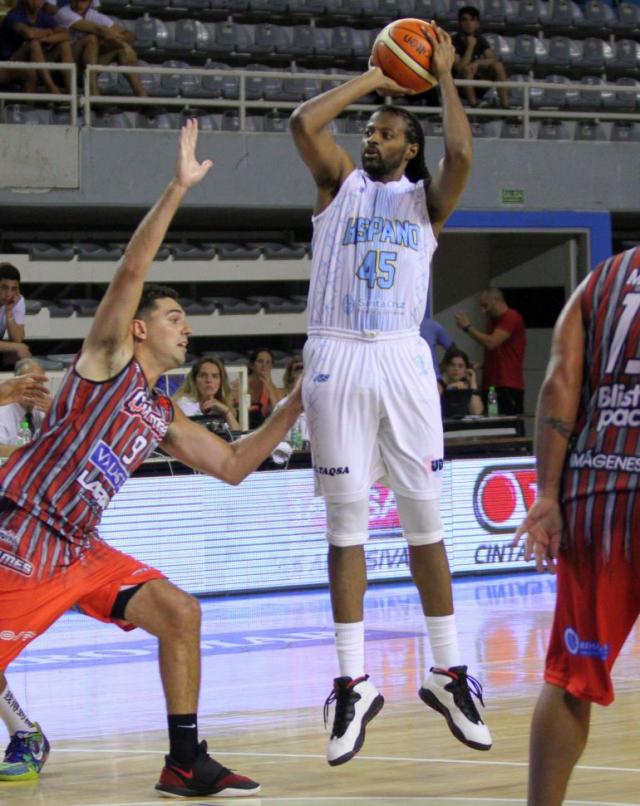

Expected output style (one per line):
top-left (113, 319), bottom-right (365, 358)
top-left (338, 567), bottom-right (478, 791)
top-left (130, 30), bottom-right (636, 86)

top-left (165, 590), bottom-right (201, 633)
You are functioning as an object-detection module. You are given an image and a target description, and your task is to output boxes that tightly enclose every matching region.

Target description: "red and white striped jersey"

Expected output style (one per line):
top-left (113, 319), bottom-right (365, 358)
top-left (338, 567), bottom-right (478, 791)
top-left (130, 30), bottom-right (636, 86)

top-left (0, 356), bottom-right (173, 547)
top-left (562, 247), bottom-right (640, 555)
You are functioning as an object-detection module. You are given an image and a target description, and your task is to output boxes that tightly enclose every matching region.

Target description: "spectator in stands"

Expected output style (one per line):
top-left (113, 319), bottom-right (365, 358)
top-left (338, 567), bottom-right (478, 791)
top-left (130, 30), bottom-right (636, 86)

top-left (0, 264), bottom-right (31, 368)
top-left (173, 356), bottom-right (240, 430)
top-left (455, 287), bottom-right (526, 415)
top-left (52, 0), bottom-right (146, 97)
top-left (438, 347), bottom-right (483, 418)
top-left (282, 354), bottom-right (303, 394)
top-left (247, 347), bottom-right (283, 429)
top-left (0, 357), bottom-right (51, 457)
top-left (420, 315), bottom-right (453, 383)
top-left (452, 6), bottom-right (510, 109)
top-left (0, 0), bottom-right (73, 95)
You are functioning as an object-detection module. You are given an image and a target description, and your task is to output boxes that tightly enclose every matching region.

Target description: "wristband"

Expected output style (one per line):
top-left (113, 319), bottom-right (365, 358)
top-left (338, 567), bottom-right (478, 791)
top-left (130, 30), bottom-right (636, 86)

top-left (463, 324), bottom-right (471, 333)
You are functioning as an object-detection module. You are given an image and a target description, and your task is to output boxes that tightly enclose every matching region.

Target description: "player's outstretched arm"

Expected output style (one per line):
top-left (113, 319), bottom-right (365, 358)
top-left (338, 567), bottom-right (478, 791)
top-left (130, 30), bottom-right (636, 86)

top-left (290, 68), bottom-right (407, 213)
top-left (77, 120), bottom-right (213, 381)
top-left (161, 385), bottom-right (303, 485)
top-left (425, 25), bottom-right (473, 236)
top-left (512, 280), bottom-right (586, 572)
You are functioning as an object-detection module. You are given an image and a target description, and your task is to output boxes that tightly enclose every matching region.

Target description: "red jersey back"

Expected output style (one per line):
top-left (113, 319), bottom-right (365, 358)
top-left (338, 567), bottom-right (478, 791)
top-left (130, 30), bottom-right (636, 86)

top-left (0, 357), bottom-right (173, 546)
top-left (482, 307), bottom-right (526, 390)
top-left (562, 247), bottom-right (640, 555)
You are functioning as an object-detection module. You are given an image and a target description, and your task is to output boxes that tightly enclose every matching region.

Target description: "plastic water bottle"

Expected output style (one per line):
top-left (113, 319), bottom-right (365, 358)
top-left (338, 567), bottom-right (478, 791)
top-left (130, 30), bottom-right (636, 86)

top-left (487, 387), bottom-right (499, 418)
top-left (290, 419), bottom-right (304, 451)
top-left (16, 419), bottom-right (31, 448)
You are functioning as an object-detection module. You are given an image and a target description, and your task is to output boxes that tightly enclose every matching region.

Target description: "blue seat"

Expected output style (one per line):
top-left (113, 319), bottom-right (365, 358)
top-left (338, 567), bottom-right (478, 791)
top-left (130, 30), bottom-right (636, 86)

top-left (166, 19), bottom-right (210, 55)
top-left (76, 243), bottom-right (124, 260)
top-left (601, 77), bottom-right (639, 111)
top-left (609, 39), bottom-right (640, 77)
top-left (578, 0), bottom-right (616, 35)
top-left (509, 34), bottom-right (539, 71)
top-left (565, 75), bottom-right (604, 110)
top-left (511, 0), bottom-right (547, 32)
top-left (547, 0), bottom-right (583, 35)
top-left (612, 3), bottom-right (640, 37)
top-left (610, 122), bottom-right (640, 142)
top-left (13, 242), bottom-right (76, 260)
top-left (204, 297), bottom-right (262, 314)
top-left (170, 242), bottom-right (217, 259)
top-left (530, 74), bottom-right (569, 108)
top-left (134, 15), bottom-right (169, 53)
top-left (259, 243), bottom-right (308, 259)
top-left (574, 120), bottom-right (607, 141)
top-left (537, 119), bottom-right (572, 140)
top-left (536, 35), bottom-right (571, 73)
top-left (215, 243), bottom-right (262, 259)
top-left (247, 23), bottom-right (290, 55)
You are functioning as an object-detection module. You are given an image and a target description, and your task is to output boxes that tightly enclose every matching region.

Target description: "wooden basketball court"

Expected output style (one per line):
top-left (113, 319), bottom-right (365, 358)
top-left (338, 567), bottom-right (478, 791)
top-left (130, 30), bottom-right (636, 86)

top-left (2, 572), bottom-right (639, 806)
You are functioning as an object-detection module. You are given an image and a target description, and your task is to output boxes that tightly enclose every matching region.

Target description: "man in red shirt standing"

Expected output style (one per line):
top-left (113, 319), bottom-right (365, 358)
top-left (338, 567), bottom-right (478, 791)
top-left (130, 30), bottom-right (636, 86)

top-left (455, 288), bottom-right (526, 414)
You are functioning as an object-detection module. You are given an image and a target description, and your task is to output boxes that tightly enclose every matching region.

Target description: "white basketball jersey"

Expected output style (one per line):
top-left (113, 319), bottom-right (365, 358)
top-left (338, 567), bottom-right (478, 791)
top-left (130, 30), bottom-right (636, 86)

top-left (308, 168), bottom-right (437, 333)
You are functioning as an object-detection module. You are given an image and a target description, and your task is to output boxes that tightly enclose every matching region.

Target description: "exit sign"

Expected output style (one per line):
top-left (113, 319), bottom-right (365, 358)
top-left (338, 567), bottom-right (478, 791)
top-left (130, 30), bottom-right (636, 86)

top-left (501, 189), bottom-right (525, 205)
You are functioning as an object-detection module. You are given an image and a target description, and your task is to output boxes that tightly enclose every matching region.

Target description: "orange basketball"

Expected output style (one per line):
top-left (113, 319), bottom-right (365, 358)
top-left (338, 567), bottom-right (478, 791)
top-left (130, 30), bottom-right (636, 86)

top-left (371, 18), bottom-right (438, 93)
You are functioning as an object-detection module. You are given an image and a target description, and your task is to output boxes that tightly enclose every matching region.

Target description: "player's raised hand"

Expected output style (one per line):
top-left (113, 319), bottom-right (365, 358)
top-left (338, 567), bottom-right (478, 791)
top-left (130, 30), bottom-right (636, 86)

top-left (367, 65), bottom-right (418, 97)
top-left (175, 119), bottom-right (213, 190)
top-left (512, 496), bottom-right (564, 574)
top-left (424, 23), bottom-right (455, 79)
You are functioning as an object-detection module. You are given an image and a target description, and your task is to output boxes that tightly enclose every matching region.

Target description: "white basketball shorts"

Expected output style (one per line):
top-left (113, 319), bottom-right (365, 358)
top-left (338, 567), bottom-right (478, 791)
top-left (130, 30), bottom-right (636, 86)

top-left (302, 328), bottom-right (444, 503)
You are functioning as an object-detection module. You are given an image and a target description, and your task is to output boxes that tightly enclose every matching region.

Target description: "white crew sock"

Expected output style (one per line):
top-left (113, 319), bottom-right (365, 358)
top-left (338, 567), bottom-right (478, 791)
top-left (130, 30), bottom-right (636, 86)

top-left (0, 684), bottom-right (35, 736)
top-left (334, 621), bottom-right (365, 679)
top-left (424, 614), bottom-right (460, 675)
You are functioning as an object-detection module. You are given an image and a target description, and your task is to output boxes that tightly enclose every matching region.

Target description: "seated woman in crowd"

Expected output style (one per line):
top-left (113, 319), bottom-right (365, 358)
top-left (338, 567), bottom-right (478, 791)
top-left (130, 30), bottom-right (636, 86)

top-left (247, 347), bottom-right (283, 429)
top-left (173, 356), bottom-right (240, 430)
top-left (282, 354), bottom-right (303, 395)
top-left (439, 347), bottom-right (484, 418)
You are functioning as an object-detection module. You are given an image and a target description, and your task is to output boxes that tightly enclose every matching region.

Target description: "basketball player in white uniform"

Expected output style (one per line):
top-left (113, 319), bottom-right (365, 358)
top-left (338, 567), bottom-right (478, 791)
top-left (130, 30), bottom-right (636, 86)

top-left (290, 25), bottom-right (491, 766)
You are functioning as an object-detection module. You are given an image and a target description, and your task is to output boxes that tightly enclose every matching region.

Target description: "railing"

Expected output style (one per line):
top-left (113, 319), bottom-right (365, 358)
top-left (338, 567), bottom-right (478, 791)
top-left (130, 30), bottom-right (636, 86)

top-left (1, 62), bottom-right (639, 139)
top-left (0, 61), bottom-right (78, 124)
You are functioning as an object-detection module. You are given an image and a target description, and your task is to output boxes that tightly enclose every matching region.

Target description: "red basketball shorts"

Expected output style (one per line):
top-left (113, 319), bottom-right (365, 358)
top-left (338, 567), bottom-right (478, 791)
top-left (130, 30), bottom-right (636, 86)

top-left (0, 504), bottom-right (164, 670)
top-left (545, 526), bottom-right (640, 706)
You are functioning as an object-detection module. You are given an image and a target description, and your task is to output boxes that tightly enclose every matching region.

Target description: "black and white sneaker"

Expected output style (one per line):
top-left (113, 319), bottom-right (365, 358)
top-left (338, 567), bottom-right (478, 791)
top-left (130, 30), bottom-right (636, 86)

top-left (419, 665), bottom-right (492, 751)
top-left (323, 675), bottom-right (384, 766)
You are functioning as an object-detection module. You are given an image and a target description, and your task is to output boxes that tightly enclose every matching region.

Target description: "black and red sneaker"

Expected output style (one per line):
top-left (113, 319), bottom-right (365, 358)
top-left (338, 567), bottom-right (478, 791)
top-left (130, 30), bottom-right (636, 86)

top-left (155, 740), bottom-right (261, 798)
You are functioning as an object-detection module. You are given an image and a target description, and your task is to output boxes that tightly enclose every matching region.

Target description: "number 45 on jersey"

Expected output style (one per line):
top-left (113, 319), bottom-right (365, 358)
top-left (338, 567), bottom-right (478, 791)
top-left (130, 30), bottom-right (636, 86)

top-left (356, 250), bottom-right (397, 290)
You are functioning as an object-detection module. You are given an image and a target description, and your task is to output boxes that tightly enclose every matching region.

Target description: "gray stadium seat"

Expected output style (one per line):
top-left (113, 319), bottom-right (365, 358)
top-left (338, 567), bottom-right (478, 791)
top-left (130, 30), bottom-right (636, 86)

top-left (35, 356), bottom-right (66, 371)
top-left (187, 61), bottom-right (226, 98)
top-left (170, 242), bottom-right (217, 259)
top-left (165, 19), bottom-right (210, 55)
top-left (509, 34), bottom-right (540, 71)
top-left (141, 111), bottom-right (183, 129)
top-left (248, 296), bottom-right (307, 314)
top-left (423, 118), bottom-right (444, 137)
top-left (156, 60), bottom-right (191, 97)
top-left (65, 299), bottom-right (100, 316)
top-left (602, 78), bottom-right (639, 111)
top-left (2, 106), bottom-right (52, 125)
top-left (94, 110), bottom-right (136, 128)
top-left (262, 110), bottom-right (288, 132)
top-left (76, 243), bottom-right (124, 260)
top-left (612, 3), bottom-right (640, 36)
top-left (215, 243), bottom-right (262, 259)
top-left (170, 0), bottom-right (209, 9)
top-left (178, 297), bottom-right (217, 315)
top-left (536, 36), bottom-right (571, 73)
top-left (134, 15), bottom-right (170, 53)
top-left (259, 243), bottom-right (308, 259)
top-left (247, 23), bottom-right (288, 56)
top-left (565, 75), bottom-right (604, 110)
top-left (480, 0), bottom-right (509, 28)
top-left (203, 297), bottom-right (261, 314)
top-left (207, 22), bottom-right (238, 57)
top-left (244, 115), bottom-right (265, 132)
top-left (413, 0), bottom-right (447, 19)
top-left (537, 119), bottom-right (572, 139)
top-left (610, 122), bottom-right (640, 142)
top-left (44, 304), bottom-right (74, 319)
top-left (573, 38), bottom-right (614, 76)
top-left (500, 119), bottom-right (525, 138)
top-left (530, 74), bottom-right (570, 109)
top-left (512, 0), bottom-right (547, 32)
top-left (574, 120), bottom-right (607, 141)
top-left (331, 26), bottom-right (358, 58)
top-left (578, 0), bottom-right (616, 35)
top-left (546, 0), bottom-right (583, 35)
top-left (220, 110), bottom-right (241, 131)
top-left (609, 39), bottom-right (640, 77)
top-left (45, 353), bottom-right (77, 365)
top-left (134, 0), bottom-right (170, 10)
top-left (249, 0), bottom-right (289, 11)
top-left (13, 242), bottom-right (76, 260)
top-left (227, 0), bottom-right (250, 10)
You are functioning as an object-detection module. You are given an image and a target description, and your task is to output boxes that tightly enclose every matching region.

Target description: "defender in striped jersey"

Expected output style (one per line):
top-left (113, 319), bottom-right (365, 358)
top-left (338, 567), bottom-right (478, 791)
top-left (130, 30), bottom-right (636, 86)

top-left (0, 121), bottom-right (302, 799)
top-left (514, 247), bottom-right (640, 805)
top-left (291, 25), bottom-right (491, 766)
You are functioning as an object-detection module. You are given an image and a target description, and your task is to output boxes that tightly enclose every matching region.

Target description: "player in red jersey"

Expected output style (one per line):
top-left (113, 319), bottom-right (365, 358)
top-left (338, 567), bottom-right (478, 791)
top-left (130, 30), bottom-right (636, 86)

top-left (0, 120), bottom-right (302, 798)
top-left (514, 246), bottom-right (640, 805)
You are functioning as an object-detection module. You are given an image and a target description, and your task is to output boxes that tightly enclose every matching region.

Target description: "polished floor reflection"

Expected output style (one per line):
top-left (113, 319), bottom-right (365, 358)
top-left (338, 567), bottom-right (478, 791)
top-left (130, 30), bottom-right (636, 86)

top-left (3, 572), bottom-right (640, 805)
